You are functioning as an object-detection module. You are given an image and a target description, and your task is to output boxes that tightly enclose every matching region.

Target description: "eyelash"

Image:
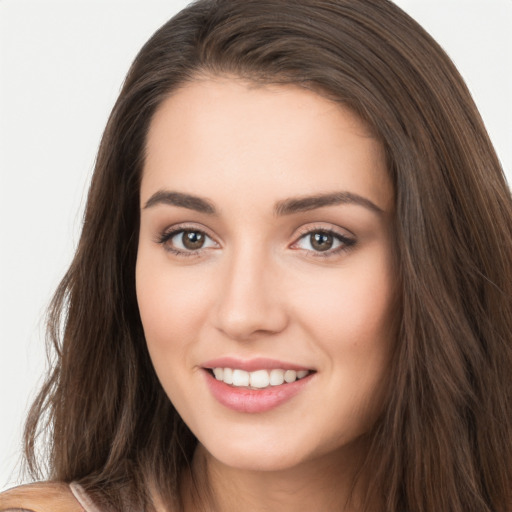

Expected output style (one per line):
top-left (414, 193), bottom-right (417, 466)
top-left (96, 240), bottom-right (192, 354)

top-left (291, 225), bottom-right (356, 258)
top-left (156, 224), bottom-right (217, 258)
top-left (156, 224), bottom-right (356, 258)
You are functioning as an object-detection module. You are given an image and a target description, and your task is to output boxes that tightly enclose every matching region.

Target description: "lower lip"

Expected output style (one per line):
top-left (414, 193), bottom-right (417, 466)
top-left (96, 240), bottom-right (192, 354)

top-left (203, 370), bottom-right (314, 413)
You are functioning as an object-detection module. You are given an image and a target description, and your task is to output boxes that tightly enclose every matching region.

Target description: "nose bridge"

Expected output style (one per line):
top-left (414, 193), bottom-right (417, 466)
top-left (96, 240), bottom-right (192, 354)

top-left (214, 240), bottom-right (287, 340)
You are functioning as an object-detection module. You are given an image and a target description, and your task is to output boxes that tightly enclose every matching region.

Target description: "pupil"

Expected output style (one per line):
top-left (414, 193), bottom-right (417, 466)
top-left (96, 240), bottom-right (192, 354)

top-left (183, 231), bottom-right (204, 249)
top-left (311, 232), bottom-right (333, 251)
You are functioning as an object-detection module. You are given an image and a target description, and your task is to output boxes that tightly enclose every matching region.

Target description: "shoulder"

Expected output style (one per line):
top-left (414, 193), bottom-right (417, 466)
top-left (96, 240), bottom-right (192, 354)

top-left (0, 482), bottom-right (84, 512)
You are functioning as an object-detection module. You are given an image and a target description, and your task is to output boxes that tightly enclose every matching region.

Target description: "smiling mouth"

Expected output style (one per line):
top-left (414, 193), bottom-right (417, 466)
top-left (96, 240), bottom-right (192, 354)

top-left (206, 367), bottom-right (313, 389)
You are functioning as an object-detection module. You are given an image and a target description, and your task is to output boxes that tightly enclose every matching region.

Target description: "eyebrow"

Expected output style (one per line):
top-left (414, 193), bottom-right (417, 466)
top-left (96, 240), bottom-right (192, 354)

top-left (143, 190), bottom-right (383, 216)
top-left (143, 190), bottom-right (216, 214)
top-left (274, 192), bottom-right (384, 216)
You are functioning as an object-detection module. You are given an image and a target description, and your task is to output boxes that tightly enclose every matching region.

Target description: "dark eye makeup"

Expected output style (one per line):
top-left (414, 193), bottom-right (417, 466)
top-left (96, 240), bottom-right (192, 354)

top-left (291, 229), bottom-right (356, 255)
top-left (156, 224), bottom-right (356, 259)
top-left (156, 226), bottom-right (218, 257)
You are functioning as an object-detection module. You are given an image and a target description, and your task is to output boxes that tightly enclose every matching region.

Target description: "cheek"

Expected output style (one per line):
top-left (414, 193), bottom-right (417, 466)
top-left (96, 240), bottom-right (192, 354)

top-left (296, 253), bottom-right (395, 347)
top-left (136, 258), bottom-right (197, 391)
top-left (135, 251), bottom-right (210, 413)
top-left (136, 250), bottom-right (212, 347)
top-left (294, 249), bottom-right (396, 411)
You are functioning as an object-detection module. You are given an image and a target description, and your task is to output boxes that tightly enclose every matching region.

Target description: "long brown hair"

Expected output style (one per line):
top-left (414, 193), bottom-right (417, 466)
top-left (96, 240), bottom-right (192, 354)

top-left (24, 1), bottom-right (512, 510)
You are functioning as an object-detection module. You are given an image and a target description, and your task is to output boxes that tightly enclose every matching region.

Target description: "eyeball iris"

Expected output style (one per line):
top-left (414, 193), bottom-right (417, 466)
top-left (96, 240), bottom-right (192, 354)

top-left (182, 230), bottom-right (205, 250)
top-left (311, 232), bottom-right (333, 251)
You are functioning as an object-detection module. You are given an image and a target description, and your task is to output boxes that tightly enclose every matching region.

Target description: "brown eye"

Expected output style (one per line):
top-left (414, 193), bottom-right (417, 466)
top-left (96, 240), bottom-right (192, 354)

top-left (160, 228), bottom-right (218, 255)
top-left (310, 232), bottom-right (334, 251)
top-left (293, 228), bottom-right (355, 256)
top-left (182, 230), bottom-right (205, 250)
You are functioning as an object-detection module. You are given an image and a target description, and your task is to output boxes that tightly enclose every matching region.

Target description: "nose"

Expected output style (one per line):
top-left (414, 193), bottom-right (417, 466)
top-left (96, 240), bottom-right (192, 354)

top-left (213, 246), bottom-right (288, 341)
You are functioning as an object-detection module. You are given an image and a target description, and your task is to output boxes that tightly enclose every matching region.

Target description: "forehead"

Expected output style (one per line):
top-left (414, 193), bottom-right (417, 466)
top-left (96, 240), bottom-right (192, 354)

top-left (141, 78), bottom-right (393, 213)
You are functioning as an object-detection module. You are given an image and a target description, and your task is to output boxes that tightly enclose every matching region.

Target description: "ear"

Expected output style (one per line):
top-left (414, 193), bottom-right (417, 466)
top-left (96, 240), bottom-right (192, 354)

top-left (0, 482), bottom-right (84, 512)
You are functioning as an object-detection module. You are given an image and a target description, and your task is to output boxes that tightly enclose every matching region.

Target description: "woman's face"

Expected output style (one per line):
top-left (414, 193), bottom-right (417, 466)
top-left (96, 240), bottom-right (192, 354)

top-left (136, 78), bottom-right (396, 472)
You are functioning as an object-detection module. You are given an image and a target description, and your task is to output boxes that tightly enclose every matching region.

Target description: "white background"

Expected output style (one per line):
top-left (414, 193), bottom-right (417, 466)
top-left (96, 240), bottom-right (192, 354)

top-left (1, 0), bottom-right (511, 491)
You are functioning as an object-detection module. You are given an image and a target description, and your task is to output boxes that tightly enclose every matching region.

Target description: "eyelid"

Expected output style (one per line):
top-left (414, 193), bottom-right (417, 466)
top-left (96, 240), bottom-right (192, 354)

top-left (154, 222), bottom-right (356, 258)
top-left (155, 222), bottom-right (221, 256)
top-left (290, 223), bottom-right (357, 256)
top-left (157, 222), bottom-right (219, 241)
top-left (293, 223), bottom-right (355, 240)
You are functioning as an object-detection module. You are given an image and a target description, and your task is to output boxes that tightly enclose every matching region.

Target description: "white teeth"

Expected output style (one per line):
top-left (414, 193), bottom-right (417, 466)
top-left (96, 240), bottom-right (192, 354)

top-left (284, 370), bottom-right (297, 383)
top-left (211, 367), bottom-right (311, 388)
top-left (269, 369), bottom-right (285, 386)
top-left (249, 369), bottom-right (270, 388)
top-left (223, 367), bottom-right (233, 384)
top-left (232, 369), bottom-right (250, 387)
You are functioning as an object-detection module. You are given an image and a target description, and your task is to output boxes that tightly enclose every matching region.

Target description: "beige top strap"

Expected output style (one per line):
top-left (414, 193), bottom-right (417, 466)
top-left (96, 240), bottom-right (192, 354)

top-left (69, 483), bottom-right (103, 512)
top-left (0, 482), bottom-right (84, 512)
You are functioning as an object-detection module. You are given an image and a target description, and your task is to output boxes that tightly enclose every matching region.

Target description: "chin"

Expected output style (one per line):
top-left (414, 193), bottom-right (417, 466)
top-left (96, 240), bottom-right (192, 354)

top-left (205, 442), bottom-right (308, 472)
top-left (193, 417), bottom-right (375, 476)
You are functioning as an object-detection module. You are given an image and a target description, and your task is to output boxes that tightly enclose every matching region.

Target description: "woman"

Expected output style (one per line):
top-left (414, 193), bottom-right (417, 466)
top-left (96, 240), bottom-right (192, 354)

top-left (1, 0), bottom-right (511, 511)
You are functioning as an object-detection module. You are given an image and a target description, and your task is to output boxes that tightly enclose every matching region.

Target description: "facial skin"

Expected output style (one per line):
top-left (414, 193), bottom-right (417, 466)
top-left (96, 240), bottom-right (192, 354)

top-left (136, 78), bottom-right (396, 510)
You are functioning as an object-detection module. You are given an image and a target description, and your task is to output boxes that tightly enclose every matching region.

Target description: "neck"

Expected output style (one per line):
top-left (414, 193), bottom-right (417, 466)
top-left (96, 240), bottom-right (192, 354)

top-left (183, 439), bottom-right (378, 512)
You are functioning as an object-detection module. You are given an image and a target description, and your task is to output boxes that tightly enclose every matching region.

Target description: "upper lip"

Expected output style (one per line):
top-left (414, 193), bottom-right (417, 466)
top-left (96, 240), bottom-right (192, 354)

top-left (201, 357), bottom-right (313, 372)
